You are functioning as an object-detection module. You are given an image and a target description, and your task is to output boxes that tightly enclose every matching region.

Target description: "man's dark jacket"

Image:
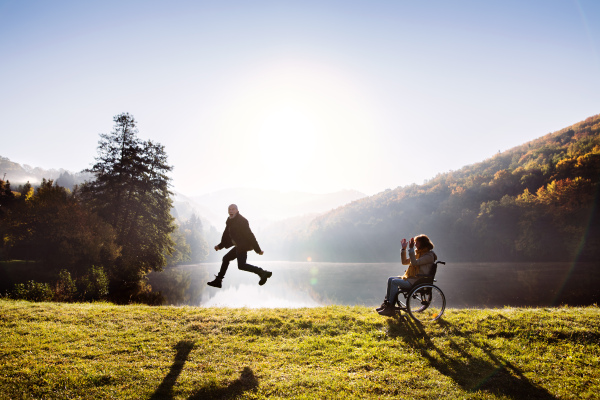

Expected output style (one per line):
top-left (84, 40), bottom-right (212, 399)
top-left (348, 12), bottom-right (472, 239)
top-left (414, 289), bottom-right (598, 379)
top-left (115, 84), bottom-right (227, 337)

top-left (217, 214), bottom-right (262, 253)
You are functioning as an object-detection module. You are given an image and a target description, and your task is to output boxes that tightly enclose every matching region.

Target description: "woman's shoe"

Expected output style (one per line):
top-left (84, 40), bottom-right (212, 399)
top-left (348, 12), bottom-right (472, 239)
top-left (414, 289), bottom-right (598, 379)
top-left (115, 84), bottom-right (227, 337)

top-left (377, 304), bottom-right (396, 317)
top-left (375, 300), bottom-right (389, 312)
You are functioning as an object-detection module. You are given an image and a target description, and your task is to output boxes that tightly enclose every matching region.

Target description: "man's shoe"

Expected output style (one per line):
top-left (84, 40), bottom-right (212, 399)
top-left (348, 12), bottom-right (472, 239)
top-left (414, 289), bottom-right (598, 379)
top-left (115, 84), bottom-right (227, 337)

top-left (258, 271), bottom-right (272, 286)
top-left (207, 276), bottom-right (223, 288)
top-left (377, 304), bottom-right (396, 317)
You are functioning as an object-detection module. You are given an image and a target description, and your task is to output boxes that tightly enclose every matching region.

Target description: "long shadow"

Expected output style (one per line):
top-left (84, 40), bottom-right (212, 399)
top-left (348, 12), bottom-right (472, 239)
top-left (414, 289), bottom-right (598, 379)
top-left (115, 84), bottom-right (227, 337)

top-left (386, 317), bottom-right (557, 399)
top-left (187, 367), bottom-right (258, 400)
top-left (150, 340), bottom-right (196, 400)
top-left (149, 340), bottom-right (258, 400)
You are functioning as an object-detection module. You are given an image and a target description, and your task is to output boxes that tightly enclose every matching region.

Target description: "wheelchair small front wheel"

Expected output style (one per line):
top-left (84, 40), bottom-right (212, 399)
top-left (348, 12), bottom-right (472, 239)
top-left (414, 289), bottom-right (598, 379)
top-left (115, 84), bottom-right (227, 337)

top-left (395, 295), bottom-right (407, 311)
top-left (406, 284), bottom-right (446, 323)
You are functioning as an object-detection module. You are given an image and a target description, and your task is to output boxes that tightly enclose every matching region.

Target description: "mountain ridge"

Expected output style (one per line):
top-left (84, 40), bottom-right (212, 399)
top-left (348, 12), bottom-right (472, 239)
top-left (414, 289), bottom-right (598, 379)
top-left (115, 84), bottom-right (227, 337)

top-left (0, 156), bottom-right (367, 229)
top-left (280, 113), bottom-right (600, 262)
top-left (0, 156), bottom-right (93, 188)
top-left (189, 187), bottom-right (366, 226)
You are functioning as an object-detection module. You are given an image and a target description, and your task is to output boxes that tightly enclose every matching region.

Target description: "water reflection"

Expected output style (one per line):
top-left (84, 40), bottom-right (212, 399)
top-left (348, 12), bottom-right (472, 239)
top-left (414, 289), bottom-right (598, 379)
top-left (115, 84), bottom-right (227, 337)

top-left (201, 283), bottom-right (321, 308)
top-left (148, 261), bottom-right (600, 308)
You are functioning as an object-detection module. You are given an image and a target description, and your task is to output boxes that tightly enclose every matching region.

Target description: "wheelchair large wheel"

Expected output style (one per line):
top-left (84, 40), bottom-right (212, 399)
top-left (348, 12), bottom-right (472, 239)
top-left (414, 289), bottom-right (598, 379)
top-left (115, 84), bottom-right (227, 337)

top-left (406, 284), bottom-right (446, 322)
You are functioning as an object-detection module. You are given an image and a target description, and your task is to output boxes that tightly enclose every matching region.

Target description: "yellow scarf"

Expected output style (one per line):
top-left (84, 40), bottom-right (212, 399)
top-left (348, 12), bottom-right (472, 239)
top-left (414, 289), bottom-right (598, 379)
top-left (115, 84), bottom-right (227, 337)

top-left (402, 248), bottom-right (431, 279)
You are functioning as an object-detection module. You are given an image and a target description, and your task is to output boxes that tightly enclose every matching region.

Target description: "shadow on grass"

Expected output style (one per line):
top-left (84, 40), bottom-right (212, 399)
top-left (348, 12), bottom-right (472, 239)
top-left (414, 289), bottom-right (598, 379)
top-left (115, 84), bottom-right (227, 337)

top-left (386, 316), bottom-right (557, 399)
top-left (150, 340), bottom-right (196, 400)
top-left (187, 366), bottom-right (258, 400)
top-left (149, 340), bottom-right (258, 400)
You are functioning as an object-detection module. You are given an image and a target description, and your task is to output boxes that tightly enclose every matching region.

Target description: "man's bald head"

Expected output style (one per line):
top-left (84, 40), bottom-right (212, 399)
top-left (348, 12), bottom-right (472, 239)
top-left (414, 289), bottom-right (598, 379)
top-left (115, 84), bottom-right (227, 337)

top-left (228, 204), bottom-right (239, 218)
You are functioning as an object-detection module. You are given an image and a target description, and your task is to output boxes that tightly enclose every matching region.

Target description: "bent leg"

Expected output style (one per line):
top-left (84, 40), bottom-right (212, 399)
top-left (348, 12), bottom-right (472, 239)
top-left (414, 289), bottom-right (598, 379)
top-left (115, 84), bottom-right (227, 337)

top-left (385, 277), bottom-right (394, 300)
top-left (387, 277), bottom-right (412, 304)
top-left (235, 249), bottom-right (272, 285)
top-left (217, 248), bottom-right (238, 278)
top-left (235, 249), bottom-right (263, 275)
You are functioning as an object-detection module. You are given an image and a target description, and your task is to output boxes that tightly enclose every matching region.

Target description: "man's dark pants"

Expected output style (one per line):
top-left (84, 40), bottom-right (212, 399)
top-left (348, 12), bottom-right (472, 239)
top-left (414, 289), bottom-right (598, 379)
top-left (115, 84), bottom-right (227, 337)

top-left (217, 247), bottom-right (265, 279)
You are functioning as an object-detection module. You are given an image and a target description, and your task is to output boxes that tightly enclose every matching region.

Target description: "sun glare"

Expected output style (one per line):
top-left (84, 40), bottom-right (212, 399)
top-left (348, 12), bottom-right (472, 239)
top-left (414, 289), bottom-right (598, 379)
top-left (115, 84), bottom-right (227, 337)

top-left (257, 105), bottom-right (318, 172)
top-left (214, 59), bottom-right (376, 192)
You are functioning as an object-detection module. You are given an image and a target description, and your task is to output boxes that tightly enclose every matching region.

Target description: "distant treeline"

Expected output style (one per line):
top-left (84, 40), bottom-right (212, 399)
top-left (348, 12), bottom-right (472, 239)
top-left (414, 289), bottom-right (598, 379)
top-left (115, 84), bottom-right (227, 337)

top-left (0, 113), bottom-right (209, 304)
top-left (274, 114), bottom-right (600, 263)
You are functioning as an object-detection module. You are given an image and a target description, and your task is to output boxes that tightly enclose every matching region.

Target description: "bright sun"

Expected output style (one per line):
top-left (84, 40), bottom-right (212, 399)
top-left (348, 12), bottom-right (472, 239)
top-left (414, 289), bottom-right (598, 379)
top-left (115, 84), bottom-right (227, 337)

top-left (257, 105), bottom-right (318, 173)
top-left (216, 59), bottom-right (374, 192)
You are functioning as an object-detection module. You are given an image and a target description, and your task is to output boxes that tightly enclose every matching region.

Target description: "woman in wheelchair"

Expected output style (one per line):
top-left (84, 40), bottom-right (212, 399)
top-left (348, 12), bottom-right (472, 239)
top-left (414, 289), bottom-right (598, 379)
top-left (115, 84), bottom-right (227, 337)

top-left (377, 234), bottom-right (437, 316)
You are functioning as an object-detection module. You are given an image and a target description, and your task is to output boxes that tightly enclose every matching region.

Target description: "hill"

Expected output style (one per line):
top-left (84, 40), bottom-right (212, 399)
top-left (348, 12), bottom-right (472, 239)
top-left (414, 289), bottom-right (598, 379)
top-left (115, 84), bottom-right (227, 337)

top-left (0, 154), bottom-right (366, 231)
top-left (172, 188), bottom-right (367, 262)
top-left (0, 156), bottom-right (92, 189)
top-left (186, 188), bottom-right (366, 228)
top-left (288, 114), bottom-right (600, 262)
top-left (1, 300), bottom-right (598, 399)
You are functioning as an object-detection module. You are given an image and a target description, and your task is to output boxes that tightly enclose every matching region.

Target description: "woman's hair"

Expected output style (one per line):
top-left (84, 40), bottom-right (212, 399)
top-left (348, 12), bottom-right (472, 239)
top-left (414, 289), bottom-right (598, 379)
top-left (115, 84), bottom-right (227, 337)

top-left (415, 234), bottom-right (434, 257)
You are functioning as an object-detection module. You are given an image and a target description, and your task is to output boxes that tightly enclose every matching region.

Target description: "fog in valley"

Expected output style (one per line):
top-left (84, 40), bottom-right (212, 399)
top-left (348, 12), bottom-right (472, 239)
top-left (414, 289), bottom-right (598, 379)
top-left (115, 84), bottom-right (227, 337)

top-left (184, 189), bottom-right (366, 228)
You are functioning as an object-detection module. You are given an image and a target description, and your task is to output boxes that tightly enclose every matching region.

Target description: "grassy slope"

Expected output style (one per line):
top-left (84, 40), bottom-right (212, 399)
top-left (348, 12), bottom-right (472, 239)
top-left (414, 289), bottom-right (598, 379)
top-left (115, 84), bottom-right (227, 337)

top-left (1, 300), bottom-right (598, 400)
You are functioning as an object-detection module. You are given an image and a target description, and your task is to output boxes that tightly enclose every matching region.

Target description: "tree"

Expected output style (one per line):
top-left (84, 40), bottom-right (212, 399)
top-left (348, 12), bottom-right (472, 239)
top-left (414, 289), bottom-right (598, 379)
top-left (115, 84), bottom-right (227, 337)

top-left (0, 179), bottom-right (17, 259)
top-left (56, 171), bottom-right (75, 189)
top-left (165, 225), bottom-right (191, 266)
top-left (0, 179), bottom-right (16, 218)
top-left (80, 113), bottom-right (176, 301)
top-left (2, 179), bottom-right (120, 270)
top-left (181, 214), bottom-right (209, 263)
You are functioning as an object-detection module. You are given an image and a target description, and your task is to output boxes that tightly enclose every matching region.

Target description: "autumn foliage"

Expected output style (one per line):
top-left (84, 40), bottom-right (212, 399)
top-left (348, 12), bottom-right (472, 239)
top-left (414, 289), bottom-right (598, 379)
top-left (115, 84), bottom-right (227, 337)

top-left (291, 114), bottom-right (600, 262)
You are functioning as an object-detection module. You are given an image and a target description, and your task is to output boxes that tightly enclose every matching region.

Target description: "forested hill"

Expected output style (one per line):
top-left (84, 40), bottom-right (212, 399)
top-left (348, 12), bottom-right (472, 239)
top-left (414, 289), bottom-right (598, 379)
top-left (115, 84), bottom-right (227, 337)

top-left (287, 114), bottom-right (600, 263)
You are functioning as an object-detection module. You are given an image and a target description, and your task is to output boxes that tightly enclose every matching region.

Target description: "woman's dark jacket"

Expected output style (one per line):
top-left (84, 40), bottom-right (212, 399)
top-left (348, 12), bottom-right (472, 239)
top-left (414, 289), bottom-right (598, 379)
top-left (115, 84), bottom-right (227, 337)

top-left (217, 214), bottom-right (262, 253)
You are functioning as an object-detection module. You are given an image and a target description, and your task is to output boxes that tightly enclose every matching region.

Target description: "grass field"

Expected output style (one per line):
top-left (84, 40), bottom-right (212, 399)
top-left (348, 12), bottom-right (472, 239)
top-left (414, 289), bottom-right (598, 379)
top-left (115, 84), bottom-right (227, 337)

top-left (1, 300), bottom-right (598, 399)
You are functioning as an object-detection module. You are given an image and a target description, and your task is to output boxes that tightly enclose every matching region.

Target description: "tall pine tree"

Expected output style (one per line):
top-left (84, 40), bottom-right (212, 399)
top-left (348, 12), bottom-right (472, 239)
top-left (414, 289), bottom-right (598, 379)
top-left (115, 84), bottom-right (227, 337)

top-left (81, 113), bottom-right (175, 301)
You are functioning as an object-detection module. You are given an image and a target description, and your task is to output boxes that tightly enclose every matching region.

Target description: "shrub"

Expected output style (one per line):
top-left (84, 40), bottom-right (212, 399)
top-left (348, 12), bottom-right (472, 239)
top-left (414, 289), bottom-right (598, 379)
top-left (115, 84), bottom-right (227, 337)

top-left (80, 266), bottom-right (109, 301)
top-left (10, 280), bottom-right (54, 302)
top-left (129, 278), bottom-right (164, 305)
top-left (54, 269), bottom-right (77, 302)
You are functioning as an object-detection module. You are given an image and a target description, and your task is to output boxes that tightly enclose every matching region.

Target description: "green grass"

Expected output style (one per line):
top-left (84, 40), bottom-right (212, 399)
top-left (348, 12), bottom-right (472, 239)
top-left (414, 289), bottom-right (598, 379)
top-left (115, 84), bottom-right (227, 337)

top-left (1, 300), bottom-right (598, 399)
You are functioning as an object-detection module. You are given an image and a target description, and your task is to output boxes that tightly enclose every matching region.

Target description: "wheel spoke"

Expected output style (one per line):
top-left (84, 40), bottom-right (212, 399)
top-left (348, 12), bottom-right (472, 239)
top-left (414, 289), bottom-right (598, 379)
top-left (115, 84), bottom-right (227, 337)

top-left (407, 284), bottom-right (445, 322)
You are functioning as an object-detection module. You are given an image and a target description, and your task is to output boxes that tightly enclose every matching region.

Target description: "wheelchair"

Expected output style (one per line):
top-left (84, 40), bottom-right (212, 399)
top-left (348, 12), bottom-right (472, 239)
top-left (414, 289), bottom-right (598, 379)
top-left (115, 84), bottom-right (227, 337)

top-left (393, 261), bottom-right (446, 322)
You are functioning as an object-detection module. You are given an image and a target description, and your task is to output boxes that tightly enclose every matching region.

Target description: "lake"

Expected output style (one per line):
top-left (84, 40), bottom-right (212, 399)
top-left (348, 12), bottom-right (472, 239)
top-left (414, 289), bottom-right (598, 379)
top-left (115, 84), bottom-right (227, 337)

top-left (148, 260), bottom-right (600, 308)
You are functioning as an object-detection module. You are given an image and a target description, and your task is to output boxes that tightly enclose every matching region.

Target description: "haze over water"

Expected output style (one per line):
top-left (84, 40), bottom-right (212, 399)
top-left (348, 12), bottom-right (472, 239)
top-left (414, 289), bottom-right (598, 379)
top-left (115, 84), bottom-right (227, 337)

top-left (154, 261), bottom-right (599, 309)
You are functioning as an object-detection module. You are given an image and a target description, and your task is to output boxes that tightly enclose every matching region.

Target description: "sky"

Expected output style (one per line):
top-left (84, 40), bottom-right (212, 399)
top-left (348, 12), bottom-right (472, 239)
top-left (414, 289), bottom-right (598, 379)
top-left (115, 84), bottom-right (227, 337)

top-left (1, 0), bottom-right (599, 196)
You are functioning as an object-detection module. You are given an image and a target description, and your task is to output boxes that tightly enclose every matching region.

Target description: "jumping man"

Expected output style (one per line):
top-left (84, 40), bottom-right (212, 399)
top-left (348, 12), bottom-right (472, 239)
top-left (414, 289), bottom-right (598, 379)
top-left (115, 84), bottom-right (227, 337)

top-left (207, 204), bottom-right (272, 288)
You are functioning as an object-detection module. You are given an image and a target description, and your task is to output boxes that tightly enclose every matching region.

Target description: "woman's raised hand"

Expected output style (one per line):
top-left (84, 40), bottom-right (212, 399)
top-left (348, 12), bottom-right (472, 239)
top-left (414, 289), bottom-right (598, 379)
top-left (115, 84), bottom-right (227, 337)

top-left (401, 238), bottom-right (408, 249)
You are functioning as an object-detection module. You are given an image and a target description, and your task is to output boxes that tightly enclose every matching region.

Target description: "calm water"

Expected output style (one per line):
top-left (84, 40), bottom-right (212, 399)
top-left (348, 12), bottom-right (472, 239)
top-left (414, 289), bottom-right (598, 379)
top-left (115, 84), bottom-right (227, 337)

top-left (148, 261), bottom-right (600, 308)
